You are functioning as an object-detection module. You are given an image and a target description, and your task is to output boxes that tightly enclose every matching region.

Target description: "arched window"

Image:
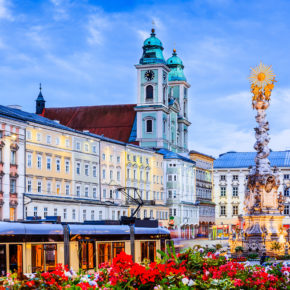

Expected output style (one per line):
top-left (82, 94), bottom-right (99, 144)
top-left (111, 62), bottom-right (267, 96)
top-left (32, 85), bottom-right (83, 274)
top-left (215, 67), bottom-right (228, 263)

top-left (163, 87), bottom-right (166, 104)
top-left (146, 85), bottom-right (153, 101)
top-left (146, 119), bottom-right (153, 133)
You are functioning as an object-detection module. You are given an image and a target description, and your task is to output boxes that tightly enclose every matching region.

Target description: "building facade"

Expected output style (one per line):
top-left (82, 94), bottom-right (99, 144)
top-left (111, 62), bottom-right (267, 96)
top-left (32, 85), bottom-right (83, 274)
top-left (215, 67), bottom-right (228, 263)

top-left (0, 114), bottom-right (26, 221)
top-left (190, 150), bottom-right (215, 238)
top-left (213, 151), bottom-right (290, 238)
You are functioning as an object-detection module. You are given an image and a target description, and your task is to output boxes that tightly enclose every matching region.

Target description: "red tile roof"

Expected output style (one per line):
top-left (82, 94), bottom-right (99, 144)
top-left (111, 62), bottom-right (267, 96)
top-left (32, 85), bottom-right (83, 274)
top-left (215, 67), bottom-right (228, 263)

top-left (42, 104), bottom-right (136, 143)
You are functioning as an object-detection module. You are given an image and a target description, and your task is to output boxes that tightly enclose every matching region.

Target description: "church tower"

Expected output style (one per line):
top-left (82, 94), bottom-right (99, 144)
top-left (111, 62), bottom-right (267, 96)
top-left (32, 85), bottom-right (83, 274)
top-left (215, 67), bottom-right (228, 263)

top-left (35, 84), bottom-right (46, 115)
top-left (135, 29), bottom-right (171, 150)
top-left (167, 49), bottom-right (191, 152)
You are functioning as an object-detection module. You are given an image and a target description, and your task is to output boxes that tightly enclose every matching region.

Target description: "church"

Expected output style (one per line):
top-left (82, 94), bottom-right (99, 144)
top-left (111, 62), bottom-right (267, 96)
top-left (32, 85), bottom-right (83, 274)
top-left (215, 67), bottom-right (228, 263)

top-left (36, 29), bottom-right (198, 236)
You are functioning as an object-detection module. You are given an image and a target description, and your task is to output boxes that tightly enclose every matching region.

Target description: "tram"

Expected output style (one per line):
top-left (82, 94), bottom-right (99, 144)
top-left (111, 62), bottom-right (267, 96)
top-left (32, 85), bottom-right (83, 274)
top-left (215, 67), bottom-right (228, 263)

top-left (0, 221), bottom-right (170, 276)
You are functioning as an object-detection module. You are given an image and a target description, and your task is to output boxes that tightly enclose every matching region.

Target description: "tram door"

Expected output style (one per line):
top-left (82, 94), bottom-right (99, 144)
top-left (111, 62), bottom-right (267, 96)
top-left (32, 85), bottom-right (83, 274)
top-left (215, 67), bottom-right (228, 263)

top-left (79, 240), bottom-right (95, 270)
top-left (141, 241), bottom-right (156, 262)
top-left (9, 245), bottom-right (23, 275)
top-left (0, 245), bottom-right (6, 276)
top-left (32, 244), bottom-right (57, 272)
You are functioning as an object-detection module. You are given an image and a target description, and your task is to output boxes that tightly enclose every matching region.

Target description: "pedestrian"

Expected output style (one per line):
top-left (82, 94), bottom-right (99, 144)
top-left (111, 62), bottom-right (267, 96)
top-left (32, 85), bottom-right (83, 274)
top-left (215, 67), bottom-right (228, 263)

top-left (260, 252), bottom-right (266, 265)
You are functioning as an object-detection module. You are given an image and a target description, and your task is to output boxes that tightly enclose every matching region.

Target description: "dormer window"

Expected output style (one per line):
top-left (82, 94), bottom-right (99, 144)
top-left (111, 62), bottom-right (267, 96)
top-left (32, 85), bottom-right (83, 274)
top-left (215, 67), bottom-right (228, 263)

top-left (145, 85), bottom-right (153, 102)
top-left (146, 119), bottom-right (153, 133)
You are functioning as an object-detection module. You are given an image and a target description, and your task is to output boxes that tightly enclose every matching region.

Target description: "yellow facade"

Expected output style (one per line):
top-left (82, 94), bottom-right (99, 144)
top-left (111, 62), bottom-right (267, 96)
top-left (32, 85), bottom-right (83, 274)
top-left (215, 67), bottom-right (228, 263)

top-left (26, 124), bottom-right (73, 199)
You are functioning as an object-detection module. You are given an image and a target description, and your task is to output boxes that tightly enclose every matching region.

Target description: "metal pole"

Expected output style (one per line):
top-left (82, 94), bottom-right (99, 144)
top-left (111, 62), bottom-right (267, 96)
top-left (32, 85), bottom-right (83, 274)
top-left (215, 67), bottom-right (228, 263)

top-left (130, 224), bottom-right (135, 262)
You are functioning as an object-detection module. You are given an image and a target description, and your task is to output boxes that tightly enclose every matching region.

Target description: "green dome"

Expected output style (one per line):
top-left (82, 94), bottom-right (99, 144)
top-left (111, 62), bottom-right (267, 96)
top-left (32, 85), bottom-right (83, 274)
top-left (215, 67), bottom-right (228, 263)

top-left (139, 29), bottom-right (166, 65)
top-left (167, 49), bottom-right (186, 82)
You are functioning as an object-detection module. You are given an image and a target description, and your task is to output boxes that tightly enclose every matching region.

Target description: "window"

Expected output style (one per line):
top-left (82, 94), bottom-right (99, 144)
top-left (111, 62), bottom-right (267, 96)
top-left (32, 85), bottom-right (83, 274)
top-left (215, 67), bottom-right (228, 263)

top-left (220, 186), bottom-right (226, 197)
top-left (232, 186), bottom-right (238, 197)
top-left (56, 159), bottom-right (61, 172)
top-left (284, 188), bottom-right (290, 197)
top-left (46, 156), bottom-right (51, 170)
top-left (44, 207), bottom-right (48, 218)
top-left (46, 135), bottom-right (51, 144)
top-left (65, 160), bottom-right (70, 173)
top-left (31, 244), bottom-right (57, 272)
top-left (146, 119), bottom-right (153, 133)
top-left (144, 209), bottom-right (147, 218)
top-left (93, 166), bottom-right (97, 177)
top-left (146, 158), bottom-right (149, 165)
top-left (55, 137), bottom-right (60, 145)
top-left (85, 164), bottom-right (89, 176)
top-left (85, 186), bottom-right (89, 197)
top-left (93, 187), bottom-right (97, 198)
top-left (63, 209), bottom-right (67, 220)
top-left (233, 205), bottom-right (239, 216)
top-left (26, 130), bottom-right (32, 139)
top-left (83, 210), bottom-right (86, 221)
top-left (84, 144), bottom-right (89, 152)
top-left (76, 185), bottom-right (81, 197)
top-left (117, 171), bottom-right (120, 181)
top-left (37, 180), bottom-right (42, 193)
top-left (110, 155), bottom-right (113, 162)
top-left (27, 179), bottom-right (32, 192)
top-left (110, 190), bottom-right (113, 199)
top-left (10, 179), bottom-right (16, 193)
top-left (220, 205), bottom-right (226, 216)
top-left (99, 211), bottom-right (103, 220)
top-left (233, 175), bottom-right (239, 181)
top-left (47, 181), bottom-right (51, 194)
top-left (117, 156), bottom-right (120, 163)
top-left (112, 210), bottom-right (115, 220)
top-left (146, 172), bottom-right (149, 181)
top-left (72, 209), bottom-right (76, 220)
top-left (110, 170), bottom-right (113, 180)
top-left (141, 241), bottom-right (156, 262)
top-left (54, 208), bottom-right (57, 216)
top-left (76, 142), bottom-right (81, 150)
top-left (146, 85), bottom-right (153, 100)
top-left (98, 242), bottom-right (125, 265)
top-left (133, 155), bottom-right (136, 162)
top-left (146, 191), bottom-right (149, 200)
top-left (284, 205), bottom-right (290, 215)
top-left (150, 210), bottom-right (153, 219)
top-left (127, 154), bottom-right (130, 161)
top-left (76, 162), bottom-right (81, 175)
top-left (102, 153), bottom-right (106, 160)
top-left (34, 207), bottom-right (38, 217)
top-left (56, 183), bottom-right (60, 194)
top-left (65, 184), bottom-right (70, 195)
top-left (220, 175), bottom-right (226, 181)
top-left (92, 145), bottom-right (97, 153)
top-left (103, 189), bottom-right (106, 199)
top-left (10, 150), bottom-right (16, 165)
top-left (91, 210), bottom-right (95, 220)
top-left (65, 139), bottom-right (70, 148)
top-left (284, 174), bottom-right (290, 180)
top-left (102, 169), bottom-right (106, 179)
top-left (36, 133), bottom-right (42, 142)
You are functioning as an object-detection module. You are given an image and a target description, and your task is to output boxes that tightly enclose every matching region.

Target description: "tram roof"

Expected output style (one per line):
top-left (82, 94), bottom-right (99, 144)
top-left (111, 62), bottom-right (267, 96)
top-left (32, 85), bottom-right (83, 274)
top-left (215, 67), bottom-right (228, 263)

top-left (68, 224), bottom-right (170, 235)
top-left (0, 222), bottom-right (63, 235)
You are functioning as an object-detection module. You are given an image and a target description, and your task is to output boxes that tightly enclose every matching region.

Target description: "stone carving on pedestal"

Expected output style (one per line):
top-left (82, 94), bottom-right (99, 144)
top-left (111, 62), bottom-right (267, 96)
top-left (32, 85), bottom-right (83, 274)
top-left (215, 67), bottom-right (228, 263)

top-left (230, 63), bottom-right (287, 255)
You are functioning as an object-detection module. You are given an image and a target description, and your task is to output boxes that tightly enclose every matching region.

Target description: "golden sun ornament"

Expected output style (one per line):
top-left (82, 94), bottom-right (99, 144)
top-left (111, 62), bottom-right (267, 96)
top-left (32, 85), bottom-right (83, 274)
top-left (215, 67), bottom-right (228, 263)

top-left (249, 62), bottom-right (275, 89)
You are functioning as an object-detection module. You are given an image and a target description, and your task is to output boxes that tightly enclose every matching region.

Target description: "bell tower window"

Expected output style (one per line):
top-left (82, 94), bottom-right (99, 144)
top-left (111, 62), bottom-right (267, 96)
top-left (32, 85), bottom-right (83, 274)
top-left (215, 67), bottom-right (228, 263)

top-left (163, 87), bottom-right (166, 104)
top-left (146, 85), bottom-right (153, 102)
top-left (146, 119), bottom-right (153, 133)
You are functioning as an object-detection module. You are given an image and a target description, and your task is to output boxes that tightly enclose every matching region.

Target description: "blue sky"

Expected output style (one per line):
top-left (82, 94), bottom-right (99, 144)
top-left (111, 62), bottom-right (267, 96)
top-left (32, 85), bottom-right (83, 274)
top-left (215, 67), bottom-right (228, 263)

top-left (1, 0), bottom-right (290, 157)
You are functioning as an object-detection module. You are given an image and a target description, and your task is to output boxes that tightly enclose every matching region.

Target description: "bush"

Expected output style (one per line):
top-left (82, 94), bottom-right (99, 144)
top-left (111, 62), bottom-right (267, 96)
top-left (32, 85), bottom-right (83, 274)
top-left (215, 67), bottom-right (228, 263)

top-left (247, 253), bottom-right (259, 260)
top-left (235, 246), bottom-right (244, 253)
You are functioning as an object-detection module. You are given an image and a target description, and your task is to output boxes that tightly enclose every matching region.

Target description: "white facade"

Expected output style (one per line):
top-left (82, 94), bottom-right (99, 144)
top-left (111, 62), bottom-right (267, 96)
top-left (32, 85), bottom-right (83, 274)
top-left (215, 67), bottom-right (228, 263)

top-left (0, 117), bottom-right (26, 221)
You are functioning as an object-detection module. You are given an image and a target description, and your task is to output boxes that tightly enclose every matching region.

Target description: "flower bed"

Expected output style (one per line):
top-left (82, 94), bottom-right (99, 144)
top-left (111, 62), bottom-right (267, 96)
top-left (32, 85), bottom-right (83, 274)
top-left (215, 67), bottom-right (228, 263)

top-left (1, 245), bottom-right (290, 289)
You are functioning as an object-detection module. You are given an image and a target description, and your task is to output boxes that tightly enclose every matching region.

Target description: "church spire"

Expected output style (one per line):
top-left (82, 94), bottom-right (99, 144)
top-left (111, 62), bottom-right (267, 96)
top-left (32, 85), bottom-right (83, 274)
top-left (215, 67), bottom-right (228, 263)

top-left (35, 83), bottom-right (46, 114)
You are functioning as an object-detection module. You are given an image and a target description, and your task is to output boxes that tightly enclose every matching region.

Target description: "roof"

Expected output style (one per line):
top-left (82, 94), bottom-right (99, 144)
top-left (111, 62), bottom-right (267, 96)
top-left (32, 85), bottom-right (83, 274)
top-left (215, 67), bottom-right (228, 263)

top-left (214, 150), bottom-right (290, 169)
top-left (43, 104), bottom-right (137, 143)
top-left (0, 105), bottom-right (79, 134)
top-left (156, 148), bottom-right (196, 165)
top-left (189, 150), bottom-right (215, 160)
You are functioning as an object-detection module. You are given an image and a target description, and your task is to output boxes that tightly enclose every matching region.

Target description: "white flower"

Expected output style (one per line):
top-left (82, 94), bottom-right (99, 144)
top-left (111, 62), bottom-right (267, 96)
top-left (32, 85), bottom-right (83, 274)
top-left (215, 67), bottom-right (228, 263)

top-left (154, 286), bottom-right (162, 290)
top-left (188, 279), bottom-right (194, 286)
top-left (182, 277), bottom-right (189, 285)
top-left (89, 280), bottom-right (97, 286)
top-left (244, 261), bottom-right (251, 267)
top-left (65, 271), bottom-right (72, 278)
top-left (283, 271), bottom-right (289, 277)
top-left (198, 248), bottom-right (204, 253)
top-left (224, 254), bottom-right (229, 260)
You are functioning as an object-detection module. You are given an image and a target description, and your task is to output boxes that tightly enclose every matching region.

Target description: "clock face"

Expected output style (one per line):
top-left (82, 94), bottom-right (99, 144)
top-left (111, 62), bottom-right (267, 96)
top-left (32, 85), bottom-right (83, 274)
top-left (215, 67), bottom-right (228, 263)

top-left (163, 71), bottom-right (167, 82)
top-left (145, 70), bottom-right (154, 81)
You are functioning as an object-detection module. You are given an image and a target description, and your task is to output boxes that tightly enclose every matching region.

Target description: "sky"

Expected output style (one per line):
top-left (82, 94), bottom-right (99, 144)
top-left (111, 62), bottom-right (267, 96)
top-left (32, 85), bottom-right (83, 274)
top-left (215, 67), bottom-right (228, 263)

top-left (1, 0), bottom-right (290, 157)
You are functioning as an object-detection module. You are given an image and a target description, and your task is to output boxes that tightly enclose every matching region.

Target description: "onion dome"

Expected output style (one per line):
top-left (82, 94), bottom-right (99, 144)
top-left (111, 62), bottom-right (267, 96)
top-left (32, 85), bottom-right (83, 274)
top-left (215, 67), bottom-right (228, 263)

top-left (167, 49), bottom-right (187, 82)
top-left (139, 29), bottom-right (166, 65)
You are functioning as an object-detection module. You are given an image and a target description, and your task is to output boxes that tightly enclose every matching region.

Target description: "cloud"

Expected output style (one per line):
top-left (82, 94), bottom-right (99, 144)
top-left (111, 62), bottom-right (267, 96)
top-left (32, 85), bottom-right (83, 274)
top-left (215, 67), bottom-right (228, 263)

top-left (50, 0), bottom-right (69, 21)
top-left (0, 0), bottom-right (12, 20)
top-left (87, 13), bottom-right (110, 46)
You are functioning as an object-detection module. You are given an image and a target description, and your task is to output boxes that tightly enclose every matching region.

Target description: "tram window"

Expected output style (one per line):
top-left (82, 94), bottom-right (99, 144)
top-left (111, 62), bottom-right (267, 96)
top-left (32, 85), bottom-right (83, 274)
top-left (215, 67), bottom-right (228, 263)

top-left (141, 241), bottom-right (156, 262)
top-left (32, 244), bottom-right (57, 272)
top-left (98, 243), bottom-right (111, 265)
top-left (79, 241), bottom-right (95, 270)
top-left (9, 245), bottom-right (23, 275)
top-left (0, 245), bottom-right (6, 276)
top-left (160, 239), bottom-right (166, 253)
top-left (112, 242), bottom-right (125, 259)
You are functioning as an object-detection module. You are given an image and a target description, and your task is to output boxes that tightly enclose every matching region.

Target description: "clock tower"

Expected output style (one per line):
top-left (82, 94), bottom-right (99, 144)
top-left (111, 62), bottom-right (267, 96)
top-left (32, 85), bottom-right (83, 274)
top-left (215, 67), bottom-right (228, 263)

top-left (135, 29), bottom-right (171, 150)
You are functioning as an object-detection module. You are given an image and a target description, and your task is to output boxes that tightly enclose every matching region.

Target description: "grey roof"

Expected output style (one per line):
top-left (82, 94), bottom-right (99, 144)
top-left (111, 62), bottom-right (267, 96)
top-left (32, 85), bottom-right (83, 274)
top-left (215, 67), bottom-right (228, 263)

top-left (214, 151), bottom-right (290, 169)
top-left (157, 148), bottom-right (196, 165)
